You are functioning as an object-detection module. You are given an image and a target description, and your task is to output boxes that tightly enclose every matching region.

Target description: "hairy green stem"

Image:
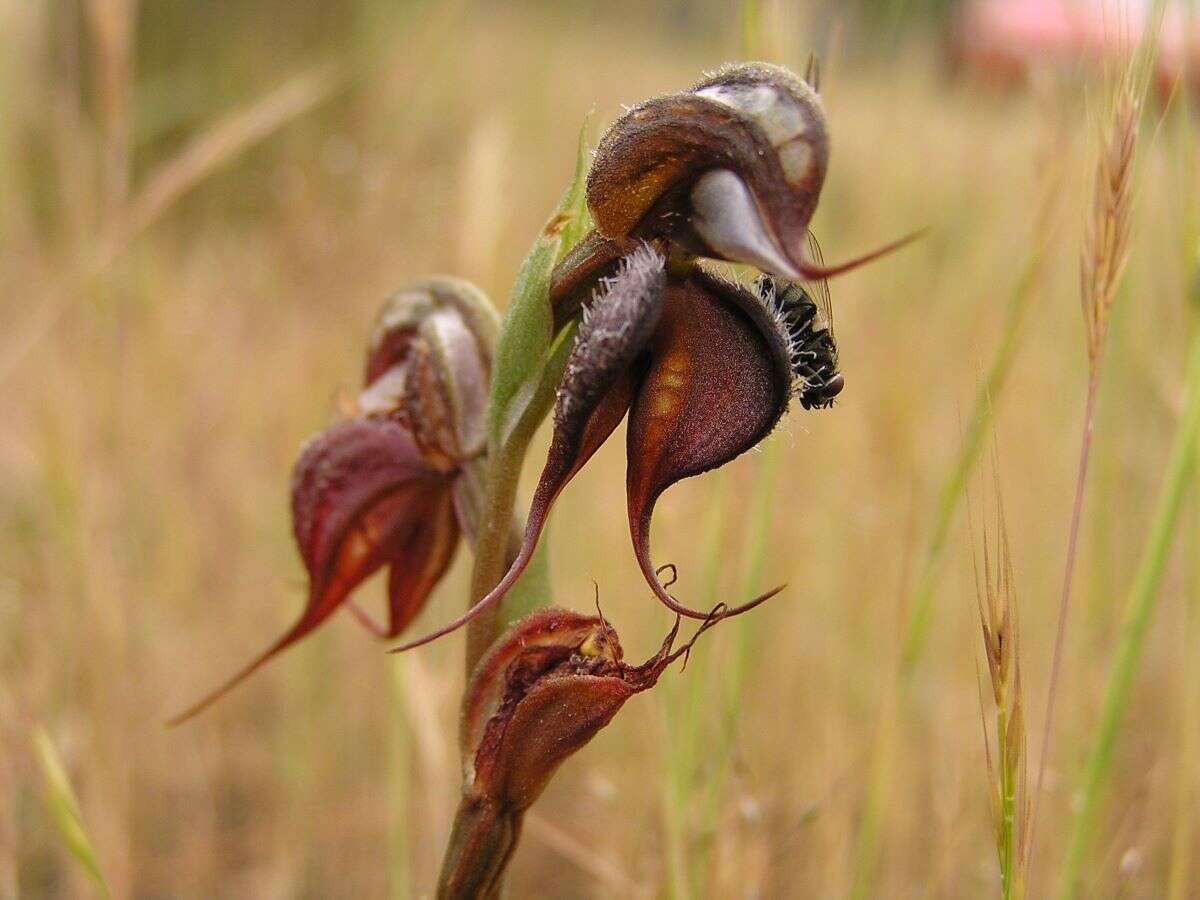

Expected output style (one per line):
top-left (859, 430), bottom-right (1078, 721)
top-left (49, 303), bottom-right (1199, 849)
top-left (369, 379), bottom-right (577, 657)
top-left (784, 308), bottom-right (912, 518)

top-left (464, 446), bottom-right (525, 673)
top-left (1056, 330), bottom-right (1200, 898)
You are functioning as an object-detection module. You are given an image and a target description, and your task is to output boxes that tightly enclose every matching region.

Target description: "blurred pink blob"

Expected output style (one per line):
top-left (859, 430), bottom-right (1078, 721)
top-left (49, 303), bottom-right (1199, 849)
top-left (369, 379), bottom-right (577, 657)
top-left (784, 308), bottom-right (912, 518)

top-left (953, 0), bottom-right (1200, 95)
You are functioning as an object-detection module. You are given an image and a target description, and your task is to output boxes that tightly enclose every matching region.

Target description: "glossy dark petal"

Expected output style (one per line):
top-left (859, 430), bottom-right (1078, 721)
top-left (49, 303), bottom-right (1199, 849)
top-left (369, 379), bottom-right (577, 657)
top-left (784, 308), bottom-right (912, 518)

top-left (626, 271), bottom-right (792, 618)
top-left (383, 487), bottom-right (460, 636)
top-left (393, 247), bottom-right (666, 651)
top-left (588, 64), bottom-right (826, 270)
top-left (171, 418), bottom-right (454, 723)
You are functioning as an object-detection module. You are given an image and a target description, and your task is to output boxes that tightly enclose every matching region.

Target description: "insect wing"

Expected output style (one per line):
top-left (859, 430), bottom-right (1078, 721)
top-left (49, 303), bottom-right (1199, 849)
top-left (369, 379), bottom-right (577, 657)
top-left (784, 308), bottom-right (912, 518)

top-left (804, 231), bottom-right (834, 337)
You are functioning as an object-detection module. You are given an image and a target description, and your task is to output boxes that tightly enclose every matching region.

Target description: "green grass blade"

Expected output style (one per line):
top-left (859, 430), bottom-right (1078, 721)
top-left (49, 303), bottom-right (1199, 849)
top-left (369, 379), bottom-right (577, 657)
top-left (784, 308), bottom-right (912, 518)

top-left (898, 245), bottom-right (1045, 673)
top-left (691, 440), bottom-right (781, 895)
top-left (662, 471), bottom-right (730, 899)
top-left (32, 726), bottom-right (112, 900)
top-left (1057, 311), bottom-right (1200, 900)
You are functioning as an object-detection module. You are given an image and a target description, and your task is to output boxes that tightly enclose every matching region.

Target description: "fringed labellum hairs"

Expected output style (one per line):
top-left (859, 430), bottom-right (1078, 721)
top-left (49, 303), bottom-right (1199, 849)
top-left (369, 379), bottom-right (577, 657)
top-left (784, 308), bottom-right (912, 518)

top-left (587, 61), bottom-right (920, 281)
top-left (172, 280), bottom-right (497, 723)
top-left (439, 606), bottom-right (719, 899)
top-left (395, 248), bottom-right (810, 652)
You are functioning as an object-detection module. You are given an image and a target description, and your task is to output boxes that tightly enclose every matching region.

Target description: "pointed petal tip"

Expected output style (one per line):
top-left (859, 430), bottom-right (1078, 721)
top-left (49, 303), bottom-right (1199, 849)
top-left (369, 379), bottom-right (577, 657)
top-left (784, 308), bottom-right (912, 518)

top-left (632, 517), bottom-right (785, 621)
top-left (796, 228), bottom-right (926, 281)
top-left (166, 636), bottom-right (289, 726)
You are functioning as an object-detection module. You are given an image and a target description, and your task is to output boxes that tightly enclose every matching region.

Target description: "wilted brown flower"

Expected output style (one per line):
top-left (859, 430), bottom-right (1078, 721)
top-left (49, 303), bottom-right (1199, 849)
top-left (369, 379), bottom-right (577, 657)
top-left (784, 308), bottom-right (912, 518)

top-left (172, 279), bottom-right (496, 722)
top-left (438, 606), bottom-right (715, 898)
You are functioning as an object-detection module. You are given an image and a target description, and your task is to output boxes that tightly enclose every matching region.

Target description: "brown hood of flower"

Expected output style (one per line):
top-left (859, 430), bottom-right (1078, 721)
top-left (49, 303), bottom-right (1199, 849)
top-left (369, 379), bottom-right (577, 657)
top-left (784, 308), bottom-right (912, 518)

top-left (438, 606), bottom-right (715, 898)
top-left (587, 63), bottom-right (828, 278)
top-left (460, 607), bottom-right (698, 811)
top-left (579, 62), bottom-right (919, 289)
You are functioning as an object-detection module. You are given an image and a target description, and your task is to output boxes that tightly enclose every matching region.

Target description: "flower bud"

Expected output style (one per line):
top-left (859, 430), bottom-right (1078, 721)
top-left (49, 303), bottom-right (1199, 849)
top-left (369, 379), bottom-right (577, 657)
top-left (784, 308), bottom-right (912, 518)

top-left (439, 607), bottom-right (711, 898)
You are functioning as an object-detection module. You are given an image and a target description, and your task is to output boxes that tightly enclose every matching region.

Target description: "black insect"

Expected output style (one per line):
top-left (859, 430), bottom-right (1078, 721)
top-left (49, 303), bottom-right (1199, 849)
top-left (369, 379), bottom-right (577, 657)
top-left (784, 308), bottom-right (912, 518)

top-left (758, 233), bottom-right (843, 410)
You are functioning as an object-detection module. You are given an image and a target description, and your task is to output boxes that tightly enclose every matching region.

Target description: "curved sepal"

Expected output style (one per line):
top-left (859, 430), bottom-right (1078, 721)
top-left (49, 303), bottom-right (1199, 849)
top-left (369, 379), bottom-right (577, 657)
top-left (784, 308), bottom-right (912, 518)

top-left (393, 247), bottom-right (667, 651)
top-left (626, 272), bottom-right (792, 618)
top-left (171, 418), bottom-right (454, 723)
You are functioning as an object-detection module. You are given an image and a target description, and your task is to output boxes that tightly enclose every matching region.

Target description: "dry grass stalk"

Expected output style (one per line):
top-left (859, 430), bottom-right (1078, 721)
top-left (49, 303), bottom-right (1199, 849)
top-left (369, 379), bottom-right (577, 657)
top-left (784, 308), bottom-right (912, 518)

top-left (117, 62), bottom-right (344, 257)
top-left (1080, 73), bottom-right (1140, 376)
top-left (82, 0), bottom-right (137, 225)
top-left (971, 473), bottom-right (1030, 900)
top-left (1032, 66), bottom-right (1143, 876)
top-left (0, 60), bottom-right (345, 390)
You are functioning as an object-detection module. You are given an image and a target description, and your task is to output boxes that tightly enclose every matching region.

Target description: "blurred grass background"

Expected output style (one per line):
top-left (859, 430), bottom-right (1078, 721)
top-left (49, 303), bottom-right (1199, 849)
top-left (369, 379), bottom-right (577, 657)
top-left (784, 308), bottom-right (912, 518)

top-left (1, 0), bottom-right (1198, 896)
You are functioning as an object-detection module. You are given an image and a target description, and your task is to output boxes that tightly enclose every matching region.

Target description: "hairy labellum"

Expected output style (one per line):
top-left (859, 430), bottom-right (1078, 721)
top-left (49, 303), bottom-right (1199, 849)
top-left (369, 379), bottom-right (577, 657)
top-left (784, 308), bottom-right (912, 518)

top-left (756, 272), bottom-right (843, 409)
top-left (440, 607), bottom-right (719, 899)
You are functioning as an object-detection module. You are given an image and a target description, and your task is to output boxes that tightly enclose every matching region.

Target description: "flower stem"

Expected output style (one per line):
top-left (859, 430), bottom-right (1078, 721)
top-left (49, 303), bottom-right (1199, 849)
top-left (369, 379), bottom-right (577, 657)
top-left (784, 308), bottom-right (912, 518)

top-left (437, 798), bottom-right (520, 900)
top-left (464, 446), bottom-right (524, 673)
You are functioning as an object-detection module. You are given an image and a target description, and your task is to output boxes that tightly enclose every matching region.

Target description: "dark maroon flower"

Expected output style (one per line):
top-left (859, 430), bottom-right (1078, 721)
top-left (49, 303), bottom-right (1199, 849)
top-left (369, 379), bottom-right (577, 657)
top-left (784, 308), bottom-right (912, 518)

top-left (398, 245), bottom-right (839, 649)
top-left (172, 279), bottom-right (496, 722)
top-left (439, 606), bottom-right (715, 898)
top-left (393, 63), bottom-right (918, 653)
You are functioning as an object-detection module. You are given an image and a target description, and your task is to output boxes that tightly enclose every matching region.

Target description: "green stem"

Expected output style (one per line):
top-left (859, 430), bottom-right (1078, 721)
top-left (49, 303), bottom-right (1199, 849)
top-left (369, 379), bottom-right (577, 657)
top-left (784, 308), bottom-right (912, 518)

top-left (997, 700), bottom-right (1017, 900)
top-left (464, 446), bottom-right (524, 673)
top-left (1165, 496), bottom-right (1199, 900)
top-left (1056, 330), bottom-right (1200, 899)
top-left (462, 324), bottom-right (574, 674)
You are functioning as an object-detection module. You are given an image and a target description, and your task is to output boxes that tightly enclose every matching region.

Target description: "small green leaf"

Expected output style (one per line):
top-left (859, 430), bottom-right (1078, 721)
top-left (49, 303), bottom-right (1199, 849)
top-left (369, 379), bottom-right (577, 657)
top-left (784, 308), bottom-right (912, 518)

top-left (32, 726), bottom-right (112, 900)
top-left (486, 126), bottom-right (591, 451)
